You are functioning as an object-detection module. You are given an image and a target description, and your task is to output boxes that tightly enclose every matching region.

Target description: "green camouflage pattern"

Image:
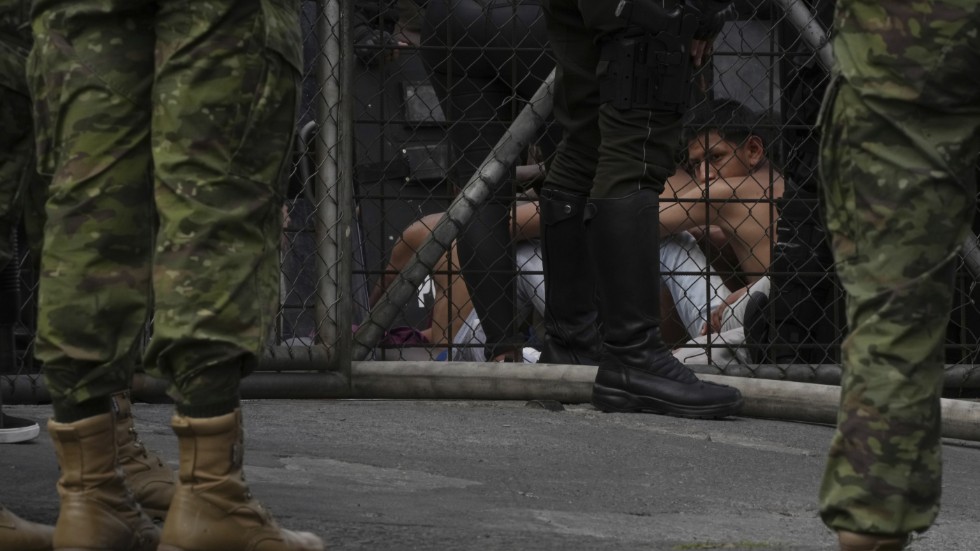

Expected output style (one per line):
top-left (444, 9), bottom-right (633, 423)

top-left (818, 0), bottom-right (980, 537)
top-left (30, 0), bottom-right (301, 410)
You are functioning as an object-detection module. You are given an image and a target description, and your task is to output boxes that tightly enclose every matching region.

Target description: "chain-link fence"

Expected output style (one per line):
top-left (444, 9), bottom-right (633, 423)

top-left (2, 0), bottom-right (979, 403)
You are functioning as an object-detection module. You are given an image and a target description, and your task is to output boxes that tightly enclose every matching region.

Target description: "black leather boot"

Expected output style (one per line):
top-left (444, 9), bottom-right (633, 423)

top-left (588, 190), bottom-right (743, 418)
top-left (458, 199), bottom-right (525, 361)
top-left (537, 186), bottom-right (602, 365)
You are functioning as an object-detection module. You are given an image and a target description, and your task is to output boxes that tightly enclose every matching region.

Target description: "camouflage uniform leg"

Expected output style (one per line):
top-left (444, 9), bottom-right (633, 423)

top-left (30, 0), bottom-right (300, 414)
top-left (144, 0), bottom-right (300, 411)
top-left (29, 0), bottom-right (157, 411)
top-left (818, 0), bottom-right (980, 536)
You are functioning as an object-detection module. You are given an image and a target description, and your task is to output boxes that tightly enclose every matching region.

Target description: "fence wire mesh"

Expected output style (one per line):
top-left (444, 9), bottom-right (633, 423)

top-left (342, 0), bottom-right (980, 390)
top-left (2, 0), bottom-right (979, 403)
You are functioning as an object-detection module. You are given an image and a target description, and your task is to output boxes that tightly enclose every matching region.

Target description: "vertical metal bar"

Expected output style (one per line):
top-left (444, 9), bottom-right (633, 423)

top-left (316, 0), bottom-right (341, 369)
top-left (336, 0), bottom-right (354, 378)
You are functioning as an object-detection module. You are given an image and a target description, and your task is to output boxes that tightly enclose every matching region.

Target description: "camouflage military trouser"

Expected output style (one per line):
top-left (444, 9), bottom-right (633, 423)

top-left (29, 0), bottom-right (301, 411)
top-left (819, 0), bottom-right (980, 536)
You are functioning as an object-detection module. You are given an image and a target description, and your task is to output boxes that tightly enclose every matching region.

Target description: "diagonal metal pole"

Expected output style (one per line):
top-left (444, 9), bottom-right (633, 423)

top-left (770, 0), bottom-right (834, 72)
top-left (351, 70), bottom-right (556, 361)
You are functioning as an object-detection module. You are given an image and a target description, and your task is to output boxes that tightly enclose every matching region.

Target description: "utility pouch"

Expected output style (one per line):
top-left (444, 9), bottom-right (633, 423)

top-left (598, 0), bottom-right (698, 112)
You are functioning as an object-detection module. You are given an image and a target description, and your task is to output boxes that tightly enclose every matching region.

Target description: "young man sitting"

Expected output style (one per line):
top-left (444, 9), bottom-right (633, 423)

top-left (660, 99), bottom-right (785, 365)
top-left (366, 99), bottom-right (781, 364)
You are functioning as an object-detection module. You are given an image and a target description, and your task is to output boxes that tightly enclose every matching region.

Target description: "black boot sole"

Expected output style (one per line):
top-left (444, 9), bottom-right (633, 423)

top-left (591, 384), bottom-right (744, 419)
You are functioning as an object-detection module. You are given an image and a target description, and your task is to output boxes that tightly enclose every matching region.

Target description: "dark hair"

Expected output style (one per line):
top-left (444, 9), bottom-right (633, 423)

top-left (682, 98), bottom-right (776, 150)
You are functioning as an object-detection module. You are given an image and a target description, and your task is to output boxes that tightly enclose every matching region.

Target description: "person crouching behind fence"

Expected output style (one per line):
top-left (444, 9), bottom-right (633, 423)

top-left (28, 1), bottom-right (323, 549)
top-left (661, 99), bottom-right (786, 366)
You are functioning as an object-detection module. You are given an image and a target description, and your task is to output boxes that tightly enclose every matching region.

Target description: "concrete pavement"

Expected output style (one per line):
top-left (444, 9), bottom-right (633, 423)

top-left (2, 399), bottom-right (979, 550)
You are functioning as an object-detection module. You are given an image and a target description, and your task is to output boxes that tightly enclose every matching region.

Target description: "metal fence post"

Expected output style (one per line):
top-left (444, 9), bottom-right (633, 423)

top-left (315, 0), bottom-right (353, 376)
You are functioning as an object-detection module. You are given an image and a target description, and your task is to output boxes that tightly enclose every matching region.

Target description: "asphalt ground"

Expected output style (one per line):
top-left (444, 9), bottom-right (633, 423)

top-left (3, 399), bottom-right (979, 550)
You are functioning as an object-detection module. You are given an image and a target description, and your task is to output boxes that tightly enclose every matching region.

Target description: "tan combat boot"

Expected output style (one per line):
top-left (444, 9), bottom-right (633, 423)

top-left (838, 530), bottom-right (910, 550)
top-left (112, 392), bottom-right (174, 521)
top-left (158, 409), bottom-right (323, 551)
top-left (48, 413), bottom-right (159, 551)
top-left (0, 504), bottom-right (54, 551)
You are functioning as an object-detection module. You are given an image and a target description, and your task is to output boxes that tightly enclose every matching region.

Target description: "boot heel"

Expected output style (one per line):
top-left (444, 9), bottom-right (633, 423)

top-left (112, 391), bottom-right (175, 521)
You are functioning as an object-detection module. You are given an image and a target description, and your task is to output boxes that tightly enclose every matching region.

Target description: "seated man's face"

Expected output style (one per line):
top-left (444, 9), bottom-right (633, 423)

top-left (686, 130), bottom-right (764, 185)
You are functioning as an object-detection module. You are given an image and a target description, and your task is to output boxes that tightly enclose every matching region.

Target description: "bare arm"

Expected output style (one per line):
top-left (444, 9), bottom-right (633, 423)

top-left (426, 244), bottom-right (471, 347)
top-left (660, 185), bottom-right (725, 236)
top-left (512, 201), bottom-right (541, 242)
top-left (368, 213), bottom-right (444, 307)
top-left (660, 166), bottom-right (734, 235)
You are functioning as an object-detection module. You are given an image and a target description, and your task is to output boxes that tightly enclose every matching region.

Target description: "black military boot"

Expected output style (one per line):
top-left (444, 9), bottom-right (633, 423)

top-left (587, 189), bottom-right (743, 418)
top-left (457, 199), bottom-right (525, 361)
top-left (537, 186), bottom-right (602, 365)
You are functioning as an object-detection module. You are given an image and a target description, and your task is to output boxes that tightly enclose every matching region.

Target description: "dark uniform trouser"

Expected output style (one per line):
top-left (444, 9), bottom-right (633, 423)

top-left (818, 0), bottom-right (980, 536)
top-left (0, 0), bottom-right (41, 271)
top-left (29, 0), bottom-right (301, 416)
top-left (0, 65), bottom-right (31, 271)
top-left (421, 0), bottom-right (557, 358)
top-left (542, 0), bottom-right (683, 198)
